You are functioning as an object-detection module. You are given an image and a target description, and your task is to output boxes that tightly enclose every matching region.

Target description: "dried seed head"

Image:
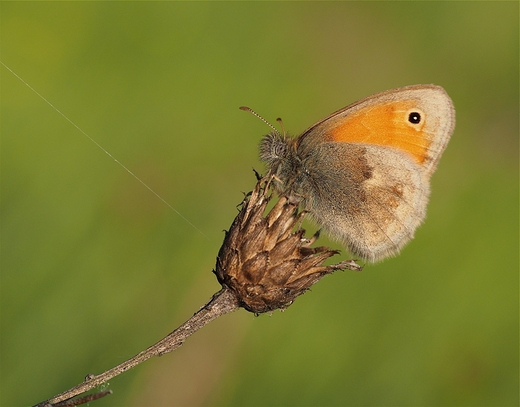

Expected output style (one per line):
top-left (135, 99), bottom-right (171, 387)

top-left (214, 176), bottom-right (362, 314)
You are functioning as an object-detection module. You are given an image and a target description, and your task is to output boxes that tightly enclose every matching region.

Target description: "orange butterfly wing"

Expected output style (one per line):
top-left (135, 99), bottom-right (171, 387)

top-left (298, 85), bottom-right (455, 175)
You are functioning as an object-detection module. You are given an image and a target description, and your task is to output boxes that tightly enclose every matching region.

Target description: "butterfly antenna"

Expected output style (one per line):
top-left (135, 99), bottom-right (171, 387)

top-left (239, 106), bottom-right (280, 135)
top-left (276, 117), bottom-right (286, 137)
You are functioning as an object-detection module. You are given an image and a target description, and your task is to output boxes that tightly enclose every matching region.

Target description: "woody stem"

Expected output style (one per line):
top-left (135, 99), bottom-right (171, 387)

top-left (33, 288), bottom-right (239, 407)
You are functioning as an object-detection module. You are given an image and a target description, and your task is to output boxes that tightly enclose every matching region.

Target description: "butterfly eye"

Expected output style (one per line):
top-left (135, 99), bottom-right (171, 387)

top-left (273, 138), bottom-right (287, 157)
top-left (259, 132), bottom-right (289, 165)
top-left (408, 111), bottom-right (422, 124)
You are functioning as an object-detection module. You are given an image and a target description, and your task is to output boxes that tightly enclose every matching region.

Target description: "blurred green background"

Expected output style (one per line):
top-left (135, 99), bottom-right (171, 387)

top-left (1, 2), bottom-right (517, 407)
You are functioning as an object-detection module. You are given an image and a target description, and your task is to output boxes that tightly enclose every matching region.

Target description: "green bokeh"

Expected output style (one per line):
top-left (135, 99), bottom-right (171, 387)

top-left (1, 2), bottom-right (517, 407)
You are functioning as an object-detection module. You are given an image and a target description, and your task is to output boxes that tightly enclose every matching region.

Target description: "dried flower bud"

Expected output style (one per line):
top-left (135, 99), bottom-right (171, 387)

top-left (214, 177), bottom-right (362, 314)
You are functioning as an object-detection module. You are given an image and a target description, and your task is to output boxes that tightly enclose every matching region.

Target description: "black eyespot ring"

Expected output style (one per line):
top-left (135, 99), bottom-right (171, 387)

top-left (408, 112), bottom-right (421, 124)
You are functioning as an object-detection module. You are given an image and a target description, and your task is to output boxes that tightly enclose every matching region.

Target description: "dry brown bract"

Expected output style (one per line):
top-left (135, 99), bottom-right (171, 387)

top-left (215, 176), bottom-right (362, 314)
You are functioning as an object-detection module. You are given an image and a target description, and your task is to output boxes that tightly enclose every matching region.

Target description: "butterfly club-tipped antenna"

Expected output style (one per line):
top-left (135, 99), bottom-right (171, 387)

top-left (239, 106), bottom-right (284, 136)
top-left (276, 117), bottom-right (286, 137)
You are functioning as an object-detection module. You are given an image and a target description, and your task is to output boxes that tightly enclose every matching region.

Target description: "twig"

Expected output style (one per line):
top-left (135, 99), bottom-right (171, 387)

top-left (32, 176), bottom-right (361, 406)
top-left (33, 288), bottom-right (239, 407)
